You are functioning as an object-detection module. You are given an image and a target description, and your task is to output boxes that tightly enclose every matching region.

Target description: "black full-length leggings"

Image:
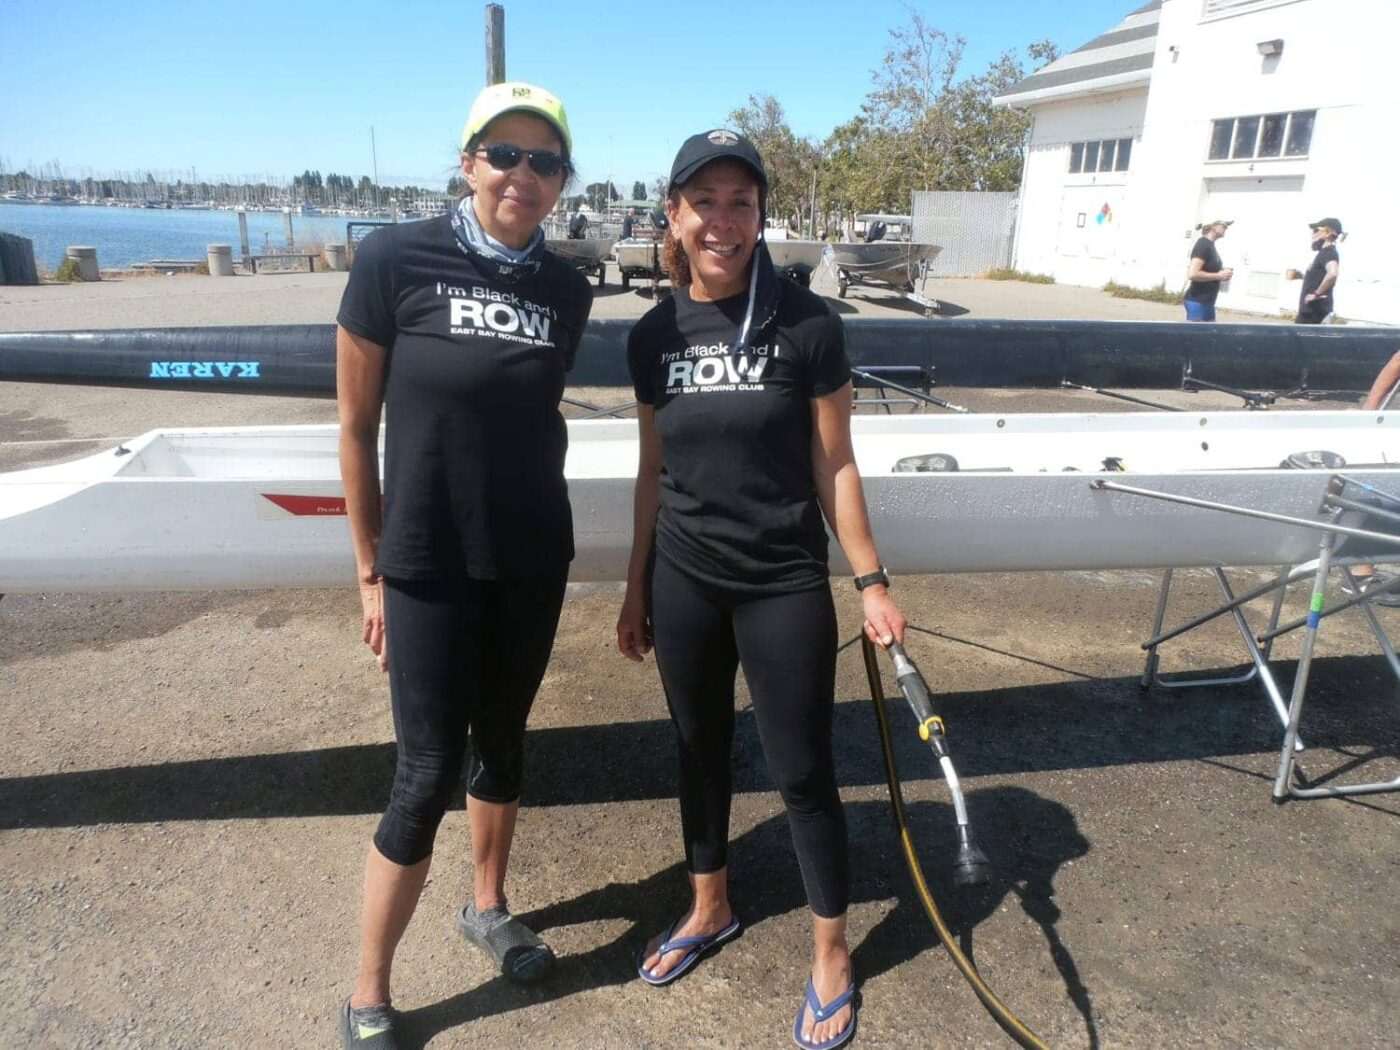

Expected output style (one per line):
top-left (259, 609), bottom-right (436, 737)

top-left (373, 573), bottom-right (567, 867)
top-left (649, 553), bottom-right (848, 918)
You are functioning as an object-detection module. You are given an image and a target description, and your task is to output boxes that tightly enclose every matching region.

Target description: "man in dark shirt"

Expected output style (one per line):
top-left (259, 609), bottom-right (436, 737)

top-left (566, 208), bottom-right (589, 239)
top-left (1183, 219), bottom-right (1233, 322)
top-left (1288, 217), bottom-right (1342, 324)
top-left (620, 207), bottom-right (635, 240)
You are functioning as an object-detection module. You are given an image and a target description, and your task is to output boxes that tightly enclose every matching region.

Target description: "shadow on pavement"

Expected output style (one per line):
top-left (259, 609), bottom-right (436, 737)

top-left (402, 788), bottom-right (1092, 1048)
top-left (5, 655), bottom-right (1398, 830)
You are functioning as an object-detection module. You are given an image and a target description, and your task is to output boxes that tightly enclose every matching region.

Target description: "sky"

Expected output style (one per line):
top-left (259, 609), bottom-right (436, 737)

top-left (1, 0), bottom-right (1135, 193)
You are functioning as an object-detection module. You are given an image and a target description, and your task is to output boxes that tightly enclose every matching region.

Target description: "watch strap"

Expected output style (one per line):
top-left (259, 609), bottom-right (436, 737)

top-left (854, 566), bottom-right (890, 591)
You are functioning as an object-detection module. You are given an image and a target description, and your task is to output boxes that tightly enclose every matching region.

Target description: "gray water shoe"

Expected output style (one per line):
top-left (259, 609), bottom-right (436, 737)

top-left (456, 900), bottom-right (556, 984)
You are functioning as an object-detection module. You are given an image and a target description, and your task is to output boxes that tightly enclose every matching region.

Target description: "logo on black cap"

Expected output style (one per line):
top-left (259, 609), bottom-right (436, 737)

top-left (707, 129), bottom-right (739, 146)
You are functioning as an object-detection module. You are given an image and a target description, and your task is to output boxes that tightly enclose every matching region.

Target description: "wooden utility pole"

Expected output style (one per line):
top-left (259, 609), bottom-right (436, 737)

top-left (485, 5), bottom-right (505, 85)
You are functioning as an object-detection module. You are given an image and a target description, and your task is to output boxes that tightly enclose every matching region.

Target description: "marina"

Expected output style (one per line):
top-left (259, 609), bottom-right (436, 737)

top-left (0, 202), bottom-right (366, 270)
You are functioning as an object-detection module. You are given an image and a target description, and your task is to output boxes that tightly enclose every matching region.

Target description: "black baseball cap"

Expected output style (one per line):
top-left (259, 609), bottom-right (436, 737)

top-left (668, 129), bottom-right (768, 192)
top-left (1309, 217), bottom-right (1343, 234)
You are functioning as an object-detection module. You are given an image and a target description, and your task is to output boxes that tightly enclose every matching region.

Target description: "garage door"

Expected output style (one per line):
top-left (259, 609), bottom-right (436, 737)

top-left (1198, 175), bottom-right (1305, 309)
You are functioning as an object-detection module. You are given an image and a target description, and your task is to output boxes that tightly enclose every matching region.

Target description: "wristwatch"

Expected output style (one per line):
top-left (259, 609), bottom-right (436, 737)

top-left (854, 566), bottom-right (891, 591)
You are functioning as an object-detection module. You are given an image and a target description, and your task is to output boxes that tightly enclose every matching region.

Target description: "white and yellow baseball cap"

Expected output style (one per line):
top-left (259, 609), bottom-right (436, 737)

top-left (461, 81), bottom-right (572, 156)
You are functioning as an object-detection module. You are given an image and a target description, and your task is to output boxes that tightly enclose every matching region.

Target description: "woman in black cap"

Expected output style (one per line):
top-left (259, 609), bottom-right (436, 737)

top-left (335, 80), bottom-right (592, 1048)
top-left (617, 128), bottom-right (905, 1050)
top-left (1287, 218), bottom-right (1342, 324)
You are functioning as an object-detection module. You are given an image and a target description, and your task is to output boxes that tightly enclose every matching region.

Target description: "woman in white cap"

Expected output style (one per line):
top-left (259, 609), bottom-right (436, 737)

top-left (335, 81), bottom-right (593, 1047)
top-left (617, 129), bottom-right (906, 1050)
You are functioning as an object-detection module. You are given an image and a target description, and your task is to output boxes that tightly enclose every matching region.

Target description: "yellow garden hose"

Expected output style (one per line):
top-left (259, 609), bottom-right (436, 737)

top-left (859, 636), bottom-right (1050, 1050)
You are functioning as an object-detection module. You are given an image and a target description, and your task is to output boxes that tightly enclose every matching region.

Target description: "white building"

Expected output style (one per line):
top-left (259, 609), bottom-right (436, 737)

top-left (996, 0), bottom-right (1399, 324)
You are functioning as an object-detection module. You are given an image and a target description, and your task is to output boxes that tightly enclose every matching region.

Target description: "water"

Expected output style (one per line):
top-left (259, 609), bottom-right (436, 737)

top-left (0, 203), bottom-right (373, 269)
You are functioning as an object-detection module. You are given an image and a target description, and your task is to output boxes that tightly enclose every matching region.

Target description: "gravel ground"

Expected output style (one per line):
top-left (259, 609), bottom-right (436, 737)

top-left (1, 276), bottom-right (1395, 1050)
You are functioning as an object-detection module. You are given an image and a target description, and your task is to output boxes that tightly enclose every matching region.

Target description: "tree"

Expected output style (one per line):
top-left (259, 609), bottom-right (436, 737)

top-left (820, 18), bottom-right (1058, 215)
top-left (631, 180), bottom-right (646, 201)
top-left (446, 175), bottom-right (467, 197)
top-left (584, 181), bottom-right (619, 211)
top-left (726, 94), bottom-right (815, 229)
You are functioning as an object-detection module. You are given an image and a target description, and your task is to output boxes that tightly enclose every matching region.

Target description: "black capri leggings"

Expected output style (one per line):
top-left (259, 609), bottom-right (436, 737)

top-left (649, 554), bottom-right (848, 918)
top-left (373, 573), bottom-right (567, 867)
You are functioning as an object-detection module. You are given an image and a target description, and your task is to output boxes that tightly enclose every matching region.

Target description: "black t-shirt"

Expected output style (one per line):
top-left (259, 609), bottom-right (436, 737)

top-left (337, 215), bottom-right (593, 581)
top-left (628, 280), bottom-right (851, 594)
top-left (1301, 244), bottom-right (1339, 306)
top-left (1185, 236), bottom-right (1223, 304)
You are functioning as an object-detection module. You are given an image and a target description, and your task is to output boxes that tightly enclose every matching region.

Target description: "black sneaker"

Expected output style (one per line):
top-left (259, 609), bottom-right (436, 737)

top-left (340, 999), bottom-right (400, 1049)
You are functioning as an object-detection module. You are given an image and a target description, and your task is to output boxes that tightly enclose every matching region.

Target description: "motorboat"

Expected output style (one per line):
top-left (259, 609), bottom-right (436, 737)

top-left (545, 237), bottom-right (616, 288)
top-left (612, 239), bottom-right (666, 290)
top-left (827, 241), bottom-right (943, 298)
top-left (764, 240), bottom-right (828, 287)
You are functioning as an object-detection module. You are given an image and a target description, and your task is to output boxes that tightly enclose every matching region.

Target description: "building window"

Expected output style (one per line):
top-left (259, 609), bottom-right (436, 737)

top-left (1231, 116), bottom-right (1260, 159)
top-left (1285, 110), bottom-right (1315, 156)
top-left (1067, 137), bottom-right (1134, 174)
top-left (1208, 120), bottom-right (1233, 160)
top-left (1208, 109), bottom-right (1315, 161)
top-left (1098, 139), bottom-right (1116, 172)
top-left (1258, 113), bottom-right (1287, 157)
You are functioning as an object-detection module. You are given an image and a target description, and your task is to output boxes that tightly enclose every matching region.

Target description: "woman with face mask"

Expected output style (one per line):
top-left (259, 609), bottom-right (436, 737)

top-left (1287, 218), bottom-right (1343, 324)
top-left (617, 129), bottom-right (906, 1050)
top-left (335, 81), bottom-right (593, 1048)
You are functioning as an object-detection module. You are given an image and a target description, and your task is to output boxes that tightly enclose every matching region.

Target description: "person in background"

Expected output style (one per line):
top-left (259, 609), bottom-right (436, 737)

top-left (1287, 218), bottom-right (1342, 324)
top-left (567, 207), bottom-right (589, 239)
top-left (1183, 219), bottom-right (1234, 322)
top-left (621, 207), bottom-right (636, 241)
top-left (335, 80), bottom-right (593, 1049)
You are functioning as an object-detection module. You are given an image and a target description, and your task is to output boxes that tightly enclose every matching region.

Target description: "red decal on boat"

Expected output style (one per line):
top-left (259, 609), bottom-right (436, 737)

top-left (262, 493), bottom-right (348, 516)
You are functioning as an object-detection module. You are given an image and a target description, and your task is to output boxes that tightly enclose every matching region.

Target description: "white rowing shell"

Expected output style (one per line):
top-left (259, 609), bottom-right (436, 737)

top-left (2, 412), bottom-right (1398, 592)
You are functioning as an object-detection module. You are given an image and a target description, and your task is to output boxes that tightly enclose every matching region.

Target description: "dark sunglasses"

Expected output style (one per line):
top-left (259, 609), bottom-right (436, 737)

top-left (473, 143), bottom-right (568, 177)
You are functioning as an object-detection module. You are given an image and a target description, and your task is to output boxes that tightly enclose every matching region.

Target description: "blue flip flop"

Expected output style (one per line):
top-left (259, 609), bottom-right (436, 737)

top-left (792, 977), bottom-right (858, 1050)
top-left (636, 914), bottom-right (742, 986)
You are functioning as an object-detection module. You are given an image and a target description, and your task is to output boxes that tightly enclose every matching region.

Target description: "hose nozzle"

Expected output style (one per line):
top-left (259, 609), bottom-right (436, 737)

top-left (953, 825), bottom-right (993, 887)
